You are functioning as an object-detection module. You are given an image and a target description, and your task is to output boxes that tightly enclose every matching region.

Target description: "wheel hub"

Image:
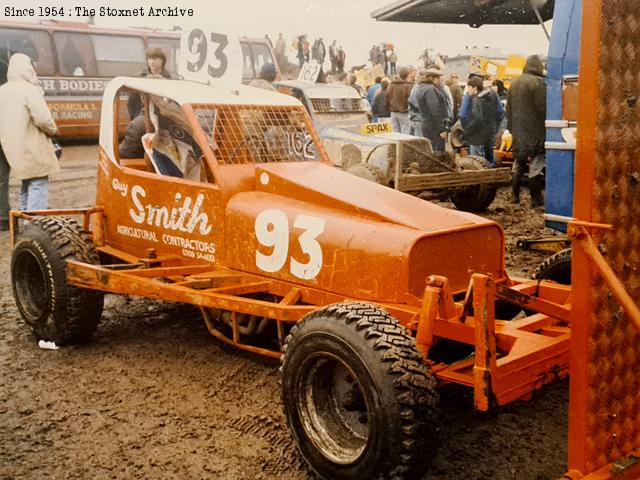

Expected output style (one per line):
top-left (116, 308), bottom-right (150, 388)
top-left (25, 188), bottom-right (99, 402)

top-left (13, 249), bottom-right (48, 321)
top-left (298, 354), bottom-right (370, 465)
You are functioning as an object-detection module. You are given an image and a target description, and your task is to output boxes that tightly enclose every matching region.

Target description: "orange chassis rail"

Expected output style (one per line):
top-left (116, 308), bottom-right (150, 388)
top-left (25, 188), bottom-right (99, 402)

top-left (11, 207), bottom-right (573, 413)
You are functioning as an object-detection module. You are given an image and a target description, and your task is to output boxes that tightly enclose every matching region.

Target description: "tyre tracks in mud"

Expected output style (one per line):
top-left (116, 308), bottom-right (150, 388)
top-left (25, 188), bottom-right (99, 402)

top-left (0, 288), bottom-right (309, 480)
top-left (224, 414), bottom-right (304, 477)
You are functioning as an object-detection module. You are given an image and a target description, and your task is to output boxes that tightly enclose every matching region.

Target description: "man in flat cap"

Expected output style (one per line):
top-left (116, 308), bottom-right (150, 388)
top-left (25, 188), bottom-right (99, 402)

top-left (414, 68), bottom-right (449, 151)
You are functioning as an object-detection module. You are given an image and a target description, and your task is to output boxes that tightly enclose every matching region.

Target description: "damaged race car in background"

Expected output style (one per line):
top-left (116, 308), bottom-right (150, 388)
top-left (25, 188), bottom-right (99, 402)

top-left (275, 79), bottom-right (510, 212)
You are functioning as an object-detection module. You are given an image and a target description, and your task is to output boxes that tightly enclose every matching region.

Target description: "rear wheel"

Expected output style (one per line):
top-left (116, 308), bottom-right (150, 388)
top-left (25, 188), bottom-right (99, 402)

top-left (281, 302), bottom-right (438, 480)
top-left (534, 248), bottom-right (572, 285)
top-left (11, 217), bottom-right (104, 345)
top-left (449, 155), bottom-right (498, 212)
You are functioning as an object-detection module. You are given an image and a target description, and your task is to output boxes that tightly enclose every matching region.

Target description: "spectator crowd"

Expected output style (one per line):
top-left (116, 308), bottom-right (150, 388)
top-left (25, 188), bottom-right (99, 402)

top-left (0, 29), bottom-right (548, 230)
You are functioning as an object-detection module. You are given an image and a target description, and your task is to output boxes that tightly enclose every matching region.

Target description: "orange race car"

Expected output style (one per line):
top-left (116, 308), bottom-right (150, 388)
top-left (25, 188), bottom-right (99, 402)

top-left (9, 77), bottom-right (572, 480)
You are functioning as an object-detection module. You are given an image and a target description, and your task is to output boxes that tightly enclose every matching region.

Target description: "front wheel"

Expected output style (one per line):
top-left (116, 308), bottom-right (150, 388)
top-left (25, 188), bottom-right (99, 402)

top-left (449, 155), bottom-right (498, 212)
top-left (281, 303), bottom-right (438, 480)
top-left (11, 217), bottom-right (104, 345)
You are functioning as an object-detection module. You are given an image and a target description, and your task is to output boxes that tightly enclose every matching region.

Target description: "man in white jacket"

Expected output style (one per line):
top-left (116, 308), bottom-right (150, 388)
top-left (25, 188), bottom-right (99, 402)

top-left (0, 53), bottom-right (59, 213)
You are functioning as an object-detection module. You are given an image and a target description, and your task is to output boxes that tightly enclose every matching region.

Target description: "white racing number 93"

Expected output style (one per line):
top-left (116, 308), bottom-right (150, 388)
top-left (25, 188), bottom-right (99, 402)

top-left (255, 209), bottom-right (325, 280)
top-left (179, 27), bottom-right (242, 86)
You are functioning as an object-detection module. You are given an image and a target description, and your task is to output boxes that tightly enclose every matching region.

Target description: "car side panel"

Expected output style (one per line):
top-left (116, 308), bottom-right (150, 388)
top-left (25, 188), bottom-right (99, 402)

top-left (96, 148), bottom-right (225, 264)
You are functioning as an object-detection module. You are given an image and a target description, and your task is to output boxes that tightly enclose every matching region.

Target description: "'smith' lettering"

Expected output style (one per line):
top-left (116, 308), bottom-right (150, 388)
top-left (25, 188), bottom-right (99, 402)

top-left (129, 185), bottom-right (212, 235)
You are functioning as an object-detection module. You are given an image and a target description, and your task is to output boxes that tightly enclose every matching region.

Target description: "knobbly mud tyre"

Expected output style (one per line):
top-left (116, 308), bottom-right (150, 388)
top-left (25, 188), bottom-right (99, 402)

top-left (449, 155), bottom-right (498, 212)
top-left (281, 302), bottom-right (438, 480)
top-left (11, 217), bottom-right (104, 345)
top-left (534, 248), bottom-right (572, 285)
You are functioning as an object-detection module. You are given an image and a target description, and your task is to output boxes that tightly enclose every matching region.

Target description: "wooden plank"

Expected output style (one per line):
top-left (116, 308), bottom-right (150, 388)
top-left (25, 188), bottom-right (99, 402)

top-left (396, 167), bottom-right (511, 191)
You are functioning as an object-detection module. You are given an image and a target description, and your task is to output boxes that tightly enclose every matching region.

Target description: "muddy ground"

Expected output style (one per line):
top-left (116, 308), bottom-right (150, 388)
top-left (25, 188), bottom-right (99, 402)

top-left (0, 145), bottom-right (568, 480)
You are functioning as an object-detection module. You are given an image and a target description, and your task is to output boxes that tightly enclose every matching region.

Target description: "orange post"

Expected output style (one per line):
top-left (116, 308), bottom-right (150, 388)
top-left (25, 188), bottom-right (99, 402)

top-left (472, 274), bottom-right (496, 412)
top-left (416, 283), bottom-right (440, 360)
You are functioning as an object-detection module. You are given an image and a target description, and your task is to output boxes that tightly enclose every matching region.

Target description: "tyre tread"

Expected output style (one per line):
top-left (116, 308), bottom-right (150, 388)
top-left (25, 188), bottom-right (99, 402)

top-left (533, 248), bottom-right (572, 284)
top-left (282, 302), bottom-right (438, 479)
top-left (14, 217), bottom-right (103, 344)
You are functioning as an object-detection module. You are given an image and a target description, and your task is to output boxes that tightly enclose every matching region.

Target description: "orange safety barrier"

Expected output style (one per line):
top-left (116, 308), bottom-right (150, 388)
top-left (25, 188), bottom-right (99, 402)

top-left (568, 0), bottom-right (640, 477)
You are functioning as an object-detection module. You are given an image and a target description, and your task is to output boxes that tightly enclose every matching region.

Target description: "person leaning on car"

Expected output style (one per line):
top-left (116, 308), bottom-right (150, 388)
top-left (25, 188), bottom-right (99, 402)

top-left (128, 47), bottom-right (173, 119)
top-left (119, 73), bottom-right (167, 160)
top-left (385, 67), bottom-right (413, 134)
top-left (118, 115), bottom-right (147, 160)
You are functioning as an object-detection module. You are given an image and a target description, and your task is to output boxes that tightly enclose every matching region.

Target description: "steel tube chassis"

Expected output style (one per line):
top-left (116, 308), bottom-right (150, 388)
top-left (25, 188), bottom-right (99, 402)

top-left (11, 206), bottom-right (573, 412)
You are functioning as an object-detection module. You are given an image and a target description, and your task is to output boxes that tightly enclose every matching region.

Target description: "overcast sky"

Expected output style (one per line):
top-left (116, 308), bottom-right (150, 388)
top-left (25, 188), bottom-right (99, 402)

top-left (6, 0), bottom-right (551, 68)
